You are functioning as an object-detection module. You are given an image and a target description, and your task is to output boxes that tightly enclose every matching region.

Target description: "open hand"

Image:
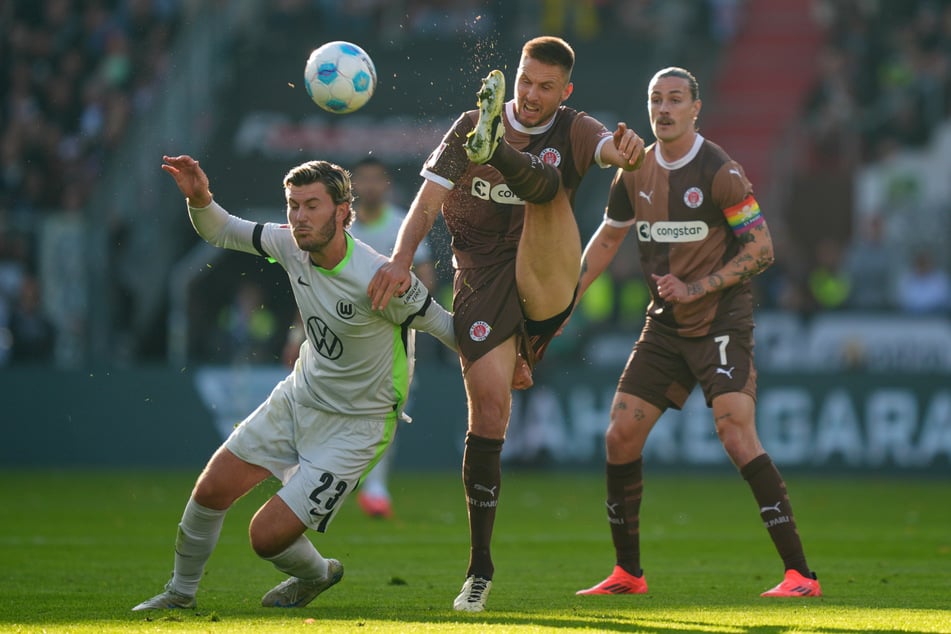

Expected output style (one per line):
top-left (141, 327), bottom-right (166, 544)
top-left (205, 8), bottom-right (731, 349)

top-left (161, 155), bottom-right (212, 207)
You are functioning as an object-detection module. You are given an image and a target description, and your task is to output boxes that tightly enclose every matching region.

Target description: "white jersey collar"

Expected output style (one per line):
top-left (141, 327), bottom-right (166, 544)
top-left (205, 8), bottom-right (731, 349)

top-left (655, 134), bottom-right (705, 171)
top-left (505, 101), bottom-right (557, 135)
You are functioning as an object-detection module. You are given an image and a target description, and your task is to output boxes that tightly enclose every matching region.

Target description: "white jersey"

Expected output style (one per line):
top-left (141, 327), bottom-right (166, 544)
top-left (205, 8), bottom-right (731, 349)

top-left (189, 200), bottom-right (455, 418)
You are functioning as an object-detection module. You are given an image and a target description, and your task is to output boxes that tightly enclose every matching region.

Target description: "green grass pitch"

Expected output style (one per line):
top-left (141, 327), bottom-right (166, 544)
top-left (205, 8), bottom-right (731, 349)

top-left (1, 469), bottom-right (949, 633)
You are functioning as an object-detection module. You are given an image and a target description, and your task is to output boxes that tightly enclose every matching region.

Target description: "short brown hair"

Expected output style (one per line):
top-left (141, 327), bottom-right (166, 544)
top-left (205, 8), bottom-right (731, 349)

top-left (283, 160), bottom-right (355, 227)
top-left (522, 36), bottom-right (575, 77)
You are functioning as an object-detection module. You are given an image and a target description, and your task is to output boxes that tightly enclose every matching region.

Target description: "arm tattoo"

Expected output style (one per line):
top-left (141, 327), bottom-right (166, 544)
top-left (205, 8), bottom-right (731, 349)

top-left (756, 245), bottom-right (775, 271)
top-left (698, 221), bottom-right (774, 295)
top-left (737, 268), bottom-right (757, 282)
top-left (731, 224), bottom-right (775, 282)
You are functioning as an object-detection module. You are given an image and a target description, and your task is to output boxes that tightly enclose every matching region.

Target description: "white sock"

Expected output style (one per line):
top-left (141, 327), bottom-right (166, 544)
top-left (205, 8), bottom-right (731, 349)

top-left (263, 534), bottom-right (328, 581)
top-left (169, 498), bottom-right (227, 596)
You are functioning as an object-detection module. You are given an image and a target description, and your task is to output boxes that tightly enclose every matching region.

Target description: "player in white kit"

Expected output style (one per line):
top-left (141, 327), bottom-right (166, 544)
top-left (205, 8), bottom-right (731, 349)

top-left (284, 156), bottom-right (437, 519)
top-left (132, 155), bottom-right (455, 611)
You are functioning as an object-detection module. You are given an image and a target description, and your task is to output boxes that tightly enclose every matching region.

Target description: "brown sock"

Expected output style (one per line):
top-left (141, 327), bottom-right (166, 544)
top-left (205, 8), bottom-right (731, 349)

top-left (462, 432), bottom-right (503, 579)
top-left (487, 140), bottom-right (560, 203)
top-left (740, 453), bottom-right (811, 576)
top-left (606, 458), bottom-right (643, 577)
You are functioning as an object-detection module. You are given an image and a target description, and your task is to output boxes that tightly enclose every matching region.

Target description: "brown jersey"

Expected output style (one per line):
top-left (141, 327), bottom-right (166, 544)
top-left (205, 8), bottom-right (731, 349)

top-left (423, 101), bottom-right (612, 269)
top-left (605, 135), bottom-right (758, 337)
top-left (420, 100), bottom-right (612, 366)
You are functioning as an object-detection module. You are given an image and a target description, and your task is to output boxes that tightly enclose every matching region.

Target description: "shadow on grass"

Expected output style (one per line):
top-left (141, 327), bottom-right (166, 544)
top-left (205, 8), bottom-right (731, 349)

top-left (118, 601), bottom-right (951, 634)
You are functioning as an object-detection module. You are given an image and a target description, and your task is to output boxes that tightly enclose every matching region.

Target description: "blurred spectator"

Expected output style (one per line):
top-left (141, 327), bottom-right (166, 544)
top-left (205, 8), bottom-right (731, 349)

top-left (213, 280), bottom-right (282, 364)
top-left (614, 0), bottom-right (656, 38)
top-left (350, 156), bottom-right (435, 291)
top-left (707, 0), bottom-right (745, 43)
top-left (38, 210), bottom-right (87, 366)
top-left (754, 257), bottom-right (808, 312)
top-left (894, 248), bottom-right (951, 314)
top-left (540, 0), bottom-right (604, 41)
top-left (807, 238), bottom-right (850, 311)
top-left (7, 273), bottom-right (56, 364)
top-left (0, 224), bottom-right (29, 305)
top-left (801, 45), bottom-right (860, 170)
top-left (843, 213), bottom-right (896, 310)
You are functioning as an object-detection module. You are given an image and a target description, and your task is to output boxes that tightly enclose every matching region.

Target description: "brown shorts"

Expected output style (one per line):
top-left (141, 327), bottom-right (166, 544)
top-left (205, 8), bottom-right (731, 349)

top-left (617, 321), bottom-right (757, 410)
top-left (452, 259), bottom-right (572, 372)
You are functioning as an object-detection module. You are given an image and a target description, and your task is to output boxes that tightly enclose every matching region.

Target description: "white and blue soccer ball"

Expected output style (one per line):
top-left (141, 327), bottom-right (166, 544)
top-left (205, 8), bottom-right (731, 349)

top-left (304, 41), bottom-right (377, 114)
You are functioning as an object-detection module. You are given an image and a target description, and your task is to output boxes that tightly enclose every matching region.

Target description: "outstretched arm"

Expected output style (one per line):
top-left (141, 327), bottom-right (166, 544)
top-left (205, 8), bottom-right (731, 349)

top-left (368, 179), bottom-right (448, 311)
top-left (162, 154), bottom-right (257, 251)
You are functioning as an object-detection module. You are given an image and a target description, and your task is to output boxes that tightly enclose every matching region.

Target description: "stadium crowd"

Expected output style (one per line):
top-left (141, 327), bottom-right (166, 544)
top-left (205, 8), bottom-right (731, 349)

top-left (784, 0), bottom-right (951, 314)
top-left (1, 0), bottom-right (949, 367)
top-left (0, 0), bottom-right (183, 364)
top-left (264, 0), bottom-right (744, 44)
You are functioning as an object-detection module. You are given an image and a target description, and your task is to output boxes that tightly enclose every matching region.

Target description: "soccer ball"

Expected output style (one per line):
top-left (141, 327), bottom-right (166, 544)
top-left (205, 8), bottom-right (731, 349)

top-left (304, 41), bottom-right (377, 114)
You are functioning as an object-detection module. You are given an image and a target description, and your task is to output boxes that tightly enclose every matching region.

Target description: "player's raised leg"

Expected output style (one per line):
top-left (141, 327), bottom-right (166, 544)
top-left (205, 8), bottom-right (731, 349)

top-left (515, 189), bottom-right (580, 322)
top-left (464, 69), bottom-right (579, 322)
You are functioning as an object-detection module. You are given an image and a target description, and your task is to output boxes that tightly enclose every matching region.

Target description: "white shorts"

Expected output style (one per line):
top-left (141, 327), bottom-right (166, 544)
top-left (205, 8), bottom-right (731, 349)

top-left (225, 376), bottom-right (396, 532)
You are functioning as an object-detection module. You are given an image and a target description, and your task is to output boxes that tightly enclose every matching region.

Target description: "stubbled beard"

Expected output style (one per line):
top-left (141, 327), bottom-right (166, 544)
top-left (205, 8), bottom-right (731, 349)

top-left (294, 218), bottom-right (337, 252)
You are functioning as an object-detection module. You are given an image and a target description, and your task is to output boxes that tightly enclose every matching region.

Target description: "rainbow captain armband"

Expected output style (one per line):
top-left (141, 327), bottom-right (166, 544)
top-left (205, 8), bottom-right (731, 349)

top-left (724, 195), bottom-right (764, 235)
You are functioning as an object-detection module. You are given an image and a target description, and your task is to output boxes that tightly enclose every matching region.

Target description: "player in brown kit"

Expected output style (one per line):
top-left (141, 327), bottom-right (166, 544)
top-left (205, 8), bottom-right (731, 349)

top-left (573, 66), bottom-right (821, 598)
top-left (367, 36), bottom-right (645, 611)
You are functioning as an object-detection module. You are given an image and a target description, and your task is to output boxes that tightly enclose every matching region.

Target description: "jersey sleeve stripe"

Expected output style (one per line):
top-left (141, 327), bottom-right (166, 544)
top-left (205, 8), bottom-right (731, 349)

top-left (252, 223), bottom-right (270, 258)
top-left (421, 168), bottom-right (454, 190)
top-left (402, 292), bottom-right (434, 328)
top-left (604, 217), bottom-right (637, 228)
